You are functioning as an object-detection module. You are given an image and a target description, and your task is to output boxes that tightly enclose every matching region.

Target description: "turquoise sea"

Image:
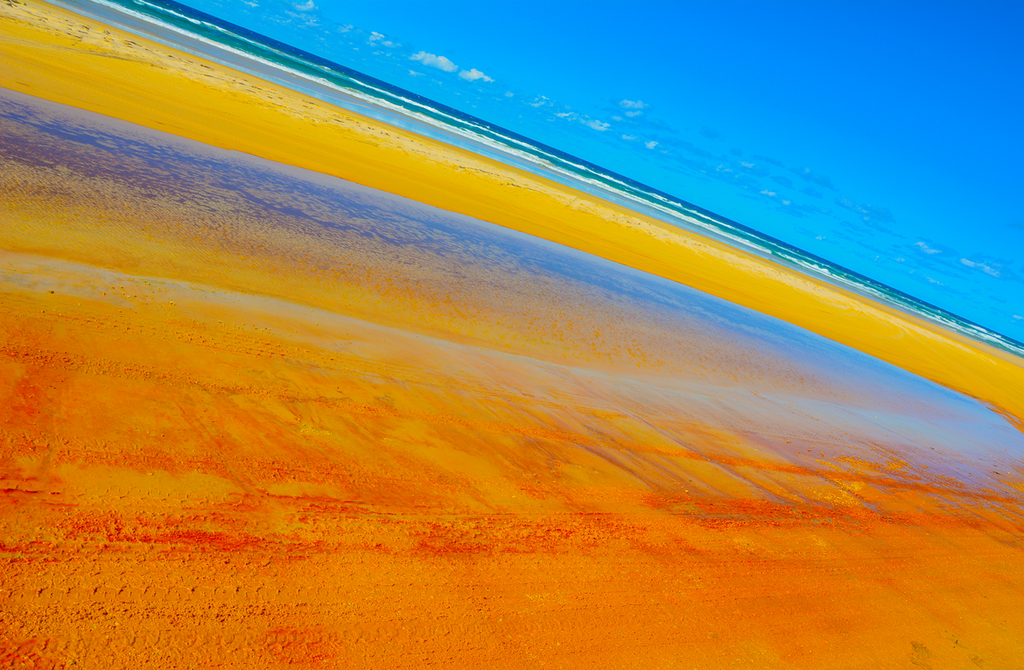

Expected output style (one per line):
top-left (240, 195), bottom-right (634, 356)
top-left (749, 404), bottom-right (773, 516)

top-left (53, 0), bottom-right (1024, 360)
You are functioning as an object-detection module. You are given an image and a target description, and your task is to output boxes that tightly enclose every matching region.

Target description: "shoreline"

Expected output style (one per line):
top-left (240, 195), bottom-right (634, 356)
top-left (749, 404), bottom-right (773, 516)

top-left (3, 7), bottom-right (1024, 664)
top-left (51, 0), bottom-right (1024, 367)
top-left (1, 0), bottom-right (1023, 426)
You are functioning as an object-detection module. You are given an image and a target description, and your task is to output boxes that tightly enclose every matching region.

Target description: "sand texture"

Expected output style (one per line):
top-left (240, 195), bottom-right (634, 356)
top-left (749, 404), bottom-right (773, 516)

top-left (1, 0), bottom-right (1022, 424)
top-left (1, 2), bottom-right (1024, 669)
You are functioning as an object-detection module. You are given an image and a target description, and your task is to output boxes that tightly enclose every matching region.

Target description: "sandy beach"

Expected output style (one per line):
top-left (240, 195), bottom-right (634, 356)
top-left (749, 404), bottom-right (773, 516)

top-left (1, 1), bottom-right (1023, 668)
top-left (1, 0), bottom-right (1022, 423)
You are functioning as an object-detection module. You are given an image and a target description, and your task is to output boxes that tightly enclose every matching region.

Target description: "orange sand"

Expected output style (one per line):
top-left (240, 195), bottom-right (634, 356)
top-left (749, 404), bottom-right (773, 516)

top-left (1, 2), bottom-right (1024, 669)
top-left (1, 0), bottom-right (1022, 424)
top-left (2, 248), bottom-right (1023, 669)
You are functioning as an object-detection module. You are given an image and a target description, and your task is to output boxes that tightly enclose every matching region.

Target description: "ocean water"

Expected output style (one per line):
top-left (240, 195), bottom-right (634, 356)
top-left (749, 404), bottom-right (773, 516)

top-left (53, 0), bottom-right (1024, 360)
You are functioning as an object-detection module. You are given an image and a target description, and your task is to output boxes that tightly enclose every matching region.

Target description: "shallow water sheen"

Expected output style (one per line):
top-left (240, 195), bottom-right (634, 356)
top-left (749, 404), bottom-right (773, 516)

top-left (48, 0), bottom-right (1024, 360)
top-left (2, 87), bottom-right (1024, 669)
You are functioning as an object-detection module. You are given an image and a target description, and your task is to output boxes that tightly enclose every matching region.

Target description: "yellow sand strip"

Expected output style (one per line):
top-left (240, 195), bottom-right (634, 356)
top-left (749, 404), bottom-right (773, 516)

top-left (1, 0), bottom-right (1022, 423)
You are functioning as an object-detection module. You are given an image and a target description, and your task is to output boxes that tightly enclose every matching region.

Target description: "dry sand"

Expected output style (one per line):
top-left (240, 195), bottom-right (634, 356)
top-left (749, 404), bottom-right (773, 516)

top-left (1, 0), bottom-right (1021, 424)
top-left (1, 1), bottom-right (1023, 669)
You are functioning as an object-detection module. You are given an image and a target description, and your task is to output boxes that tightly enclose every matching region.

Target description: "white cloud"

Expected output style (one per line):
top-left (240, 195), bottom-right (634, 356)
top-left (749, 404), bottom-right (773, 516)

top-left (619, 99), bottom-right (647, 110)
top-left (459, 68), bottom-right (493, 82)
top-left (555, 111), bottom-right (576, 119)
top-left (960, 258), bottom-right (1001, 277)
top-left (408, 70), bottom-right (423, 76)
top-left (622, 134), bottom-right (637, 141)
top-left (645, 140), bottom-right (658, 149)
top-left (740, 161), bottom-right (755, 168)
top-left (584, 119), bottom-right (610, 131)
top-left (624, 110), bottom-right (643, 118)
top-left (410, 51), bottom-right (458, 73)
top-left (760, 189), bottom-right (776, 197)
top-left (367, 33), bottom-right (398, 47)
top-left (914, 241), bottom-right (941, 254)
top-left (504, 91), bottom-right (514, 98)
top-left (294, 0), bottom-right (315, 10)
top-left (528, 96), bottom-right (549, 107)
top-left (1014, 314), bottom-right (1023, 320)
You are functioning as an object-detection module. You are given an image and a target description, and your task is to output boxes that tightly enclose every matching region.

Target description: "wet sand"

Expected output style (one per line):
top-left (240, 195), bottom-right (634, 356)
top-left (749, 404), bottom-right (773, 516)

top-left (1, 0), bottom-right (1022, 424)
top-left (1, 3), bottom-right (1024, 669)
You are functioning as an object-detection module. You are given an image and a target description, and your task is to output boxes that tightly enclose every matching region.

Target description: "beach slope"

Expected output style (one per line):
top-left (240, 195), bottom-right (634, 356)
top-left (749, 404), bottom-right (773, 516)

top-left (1, 2), bottom-right (1023, 669)
top-left (1, 0), bottom-right (1022, 424)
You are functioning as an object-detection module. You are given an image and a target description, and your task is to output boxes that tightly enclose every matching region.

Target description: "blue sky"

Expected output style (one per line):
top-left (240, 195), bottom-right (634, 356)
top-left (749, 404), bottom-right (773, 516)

top-left (185, 0), bottom-right (1024, 341)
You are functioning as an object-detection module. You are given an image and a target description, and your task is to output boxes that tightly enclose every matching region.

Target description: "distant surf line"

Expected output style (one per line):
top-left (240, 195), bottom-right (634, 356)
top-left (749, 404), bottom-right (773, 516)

top-left (54, 0), bottom-right (1024, 360)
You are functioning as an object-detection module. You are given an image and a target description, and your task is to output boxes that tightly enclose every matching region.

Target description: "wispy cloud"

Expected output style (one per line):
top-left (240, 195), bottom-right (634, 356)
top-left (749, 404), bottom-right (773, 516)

top-left (584, 119), bottom-right (610, 131)
top-left (914, 241), bottom-right (941, 255)
top-left (645, 140), bottom-right (658, 149)
top-left (410, 51), bottom-right (458, 72)
top-left (368, 32), bottom-right (398, 47)
top-left (737, 160), bottom-right (769, 176)
top-left (960, 257), bottom-right (1001, 277)
top-left (619, 99), bottom-right (647, 110)
top-left (459, 68), bottom-right (493, 83)
top-left (836, 197), bottom-right (894, 224)
top-left (791, 166), bottom-right (836, 191)
top-left (622, 134), bottom-right (637, 141)
top-left (294, 0), bottom-right (315, 11)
